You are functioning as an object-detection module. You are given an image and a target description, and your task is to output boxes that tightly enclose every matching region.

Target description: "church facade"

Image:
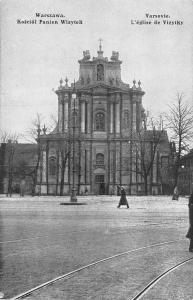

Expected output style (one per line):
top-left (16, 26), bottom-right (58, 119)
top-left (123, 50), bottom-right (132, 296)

top-left (36, 45), bottom-right (172, 196)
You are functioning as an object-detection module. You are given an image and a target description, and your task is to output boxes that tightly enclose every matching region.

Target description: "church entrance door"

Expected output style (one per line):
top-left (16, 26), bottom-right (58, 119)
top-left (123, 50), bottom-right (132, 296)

top-left (95, 175), bottom-right (105, 195)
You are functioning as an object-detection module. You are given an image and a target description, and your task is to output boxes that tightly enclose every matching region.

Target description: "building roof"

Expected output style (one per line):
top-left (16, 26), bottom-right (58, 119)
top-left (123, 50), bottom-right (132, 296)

top-left (181, 149), bottom-right (193, 161)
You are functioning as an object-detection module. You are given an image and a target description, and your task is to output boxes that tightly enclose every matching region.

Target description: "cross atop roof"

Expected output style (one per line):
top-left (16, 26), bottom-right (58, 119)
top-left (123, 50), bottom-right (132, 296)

top-left (99, 38), bottom-right (103, 51)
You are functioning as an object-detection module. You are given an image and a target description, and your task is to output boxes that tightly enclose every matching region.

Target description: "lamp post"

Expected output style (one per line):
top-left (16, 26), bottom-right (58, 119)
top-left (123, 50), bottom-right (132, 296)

top-left (70, 83), bottom-right (77, 202)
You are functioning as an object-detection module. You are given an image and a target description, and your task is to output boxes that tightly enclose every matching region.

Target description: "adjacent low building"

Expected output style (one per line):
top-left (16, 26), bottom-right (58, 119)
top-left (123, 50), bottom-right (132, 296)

top-left (0, 142), bottom-right (37, 195)
top-left (178, 149), bottom-right (193, 195)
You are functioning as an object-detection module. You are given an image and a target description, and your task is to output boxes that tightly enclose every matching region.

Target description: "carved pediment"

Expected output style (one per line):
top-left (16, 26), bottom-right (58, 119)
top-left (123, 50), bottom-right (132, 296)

top-left (92, 85), bottom-right (108, 95)
top-left (79, 82), bottom-right (123, 94)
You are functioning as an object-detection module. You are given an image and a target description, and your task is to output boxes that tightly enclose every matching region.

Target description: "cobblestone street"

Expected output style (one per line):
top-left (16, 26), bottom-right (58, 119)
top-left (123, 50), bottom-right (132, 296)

top-left (0, 195), bottom-right (192, 299)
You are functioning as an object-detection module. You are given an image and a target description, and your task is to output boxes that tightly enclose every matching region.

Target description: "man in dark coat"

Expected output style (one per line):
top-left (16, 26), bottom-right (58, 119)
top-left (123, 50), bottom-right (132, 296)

top-left (186, 192), bottom-right (193, 252)
top-left (117, 186), bottom-right (129, 208)
top-left (172, 186), bottom-right (179, 200)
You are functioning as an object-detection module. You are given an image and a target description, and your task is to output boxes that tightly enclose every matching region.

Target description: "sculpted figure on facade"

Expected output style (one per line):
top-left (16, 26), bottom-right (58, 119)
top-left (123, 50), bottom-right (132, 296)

top-left (83, 50), bottom-right (90, 60)
top-left (111, 51), bottom-right (119, 61)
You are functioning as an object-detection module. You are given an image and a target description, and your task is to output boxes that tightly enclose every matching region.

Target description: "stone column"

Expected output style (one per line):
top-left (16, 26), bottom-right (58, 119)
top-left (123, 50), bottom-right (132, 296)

top-left (81, 96), bottom-right (85, 133)
top-left (81, 149), bottom-right (85, 184)
top-left (42, 150), bottom-right (47, 182)
top-left (137, 99), bottom-right (142, 131)
top-left (153, 152), bottom-right (157, 183)
top-left (64, 156), bottom-right (68, 182)
top-left (86, 98), bottom-right (90, 133)
top-left (132, 159), bottom-right (136, 183)
top-left (115, 95), bottom-right (120, 134)
top-left (133, 101), bottom-right (137, 131)
top-left (58, 95), bottom-right (63, 132)
top-left (110, 101), bottom-right (114, 133)
top-left (64, 94), bottom-right (69, 132)
top-left (115, 144), bottom-right (120, 183)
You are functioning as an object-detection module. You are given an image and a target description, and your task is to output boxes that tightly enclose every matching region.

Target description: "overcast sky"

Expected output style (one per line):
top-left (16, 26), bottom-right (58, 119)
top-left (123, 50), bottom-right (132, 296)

top-left (1, 0), bottom-right (193, 142)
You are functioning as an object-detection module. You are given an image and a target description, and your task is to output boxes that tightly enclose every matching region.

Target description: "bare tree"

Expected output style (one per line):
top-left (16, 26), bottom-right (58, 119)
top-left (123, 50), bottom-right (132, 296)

top-left (31, 114), bottom-right (44, 196)
top-left (24, 113), bottom-right (44, 143)
top-left (0, 131), bottom-right (19, 196)
top-left (22, 113), bottom-right (45, 196)
top-left (57, 139), bottom-right (71, 196)
top-left (46, 114), bottom-right (73, 196)
top-left (166, 93), bottom-right (193, 188)
top-left (136, 118), bottom-right (164, 195)
top-left (122, 114), bottom-right (165, 195)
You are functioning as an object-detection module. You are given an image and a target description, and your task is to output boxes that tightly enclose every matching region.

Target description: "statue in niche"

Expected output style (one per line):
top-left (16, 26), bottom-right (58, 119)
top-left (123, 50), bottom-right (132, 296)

top-left (97, 64), bottom-right (104, 81)
top-left (123, 111), bottom-right (129, 128)
top-left (109, 77), bottom-right (114, 85)
top-left (87, 75), bottom-right (91, 84)
top-left (80, 76), bottom-right (84, 85)
top-left (64, 93), bottom-right (68, 101)
top-left (109, 77), bottom-right (113, 85)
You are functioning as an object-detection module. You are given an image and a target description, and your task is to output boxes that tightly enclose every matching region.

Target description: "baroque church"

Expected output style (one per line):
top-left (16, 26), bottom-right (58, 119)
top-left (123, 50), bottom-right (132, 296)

top-left (36, 43), bottom-right (172, 196)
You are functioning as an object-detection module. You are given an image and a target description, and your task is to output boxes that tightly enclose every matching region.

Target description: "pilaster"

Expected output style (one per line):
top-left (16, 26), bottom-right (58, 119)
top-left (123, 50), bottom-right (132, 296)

top-left (58, 94), bottom-right (63, 133)
top-left (115, 94), bottom-right (120, 134)
top-left (64, 93), bottom-right (69, 132)
top-left (80, 95), bottom-right (86, 133)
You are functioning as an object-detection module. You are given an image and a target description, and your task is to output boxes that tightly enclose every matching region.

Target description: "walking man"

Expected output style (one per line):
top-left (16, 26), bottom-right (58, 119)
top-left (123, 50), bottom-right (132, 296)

top-left (172, 186), bottom-right (179, 200)
top-left (117, 186), bottom-right (129, 208)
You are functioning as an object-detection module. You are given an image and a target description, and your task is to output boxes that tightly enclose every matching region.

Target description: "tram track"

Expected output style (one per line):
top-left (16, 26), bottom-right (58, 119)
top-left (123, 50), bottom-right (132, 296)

top-left (130, 256), bottom-right (193, 300)
top-left (10, 239), bottom-right (185, 300)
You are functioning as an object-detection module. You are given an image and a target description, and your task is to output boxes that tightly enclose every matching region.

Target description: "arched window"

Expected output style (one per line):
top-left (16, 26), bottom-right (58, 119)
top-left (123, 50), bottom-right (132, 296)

top-left (49, 156), bottom-right (57, 176)
top-left (96, 153), bottom-right (104, 166)
top-left (97, 64), bottom-right (104, 81)
top-left (95, 112), bottom-right (105, 131)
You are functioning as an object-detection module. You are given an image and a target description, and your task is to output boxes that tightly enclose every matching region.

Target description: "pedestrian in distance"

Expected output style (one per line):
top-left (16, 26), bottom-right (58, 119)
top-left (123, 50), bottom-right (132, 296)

top-left (186, 192), bottom-right (193, 252)
top-left (20, 179), bottom-right (25, 197)
top-left (117, 186), bottom-right (129, 208)
top-left (172, 186), bottom-right (179, 200)
top-left (85, 186), bottom-right (88, 196)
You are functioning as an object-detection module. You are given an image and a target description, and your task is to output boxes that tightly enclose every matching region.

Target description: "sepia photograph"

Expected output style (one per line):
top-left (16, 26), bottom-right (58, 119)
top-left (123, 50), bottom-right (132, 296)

top-left (0, 0), bottom-right (193, 299)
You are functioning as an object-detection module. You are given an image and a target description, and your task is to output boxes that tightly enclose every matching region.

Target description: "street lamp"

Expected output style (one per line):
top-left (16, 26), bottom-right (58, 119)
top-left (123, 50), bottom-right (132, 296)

top-left (70, 82), bottom-right (77, 202)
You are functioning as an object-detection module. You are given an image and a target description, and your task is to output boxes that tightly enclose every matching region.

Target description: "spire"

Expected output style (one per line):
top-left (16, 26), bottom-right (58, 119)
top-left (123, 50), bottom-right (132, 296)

top-left (59, 78), bottom-right (63, 90)
top-left (59, 78), bottom-right (63, 86)
top-left (137, 80), bottom-right (141, 90)
top-left (99, 38), bottom-right (103, 52)
top-left (64, 77), bottom-right (69, 88)
top-left (97, 38), bottom-right (103, 58)
top-left (132, 79), bottom-right (136, 89)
